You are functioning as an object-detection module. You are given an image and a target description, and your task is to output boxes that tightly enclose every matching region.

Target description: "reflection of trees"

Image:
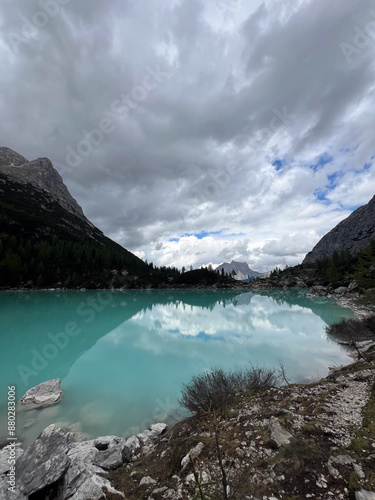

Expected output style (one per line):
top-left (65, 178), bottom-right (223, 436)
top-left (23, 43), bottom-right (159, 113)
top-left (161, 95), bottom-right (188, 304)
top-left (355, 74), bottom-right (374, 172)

top-left (253, 289), bottom-right (353, 326)
top-left (0, 288), bottom-right (350, 392)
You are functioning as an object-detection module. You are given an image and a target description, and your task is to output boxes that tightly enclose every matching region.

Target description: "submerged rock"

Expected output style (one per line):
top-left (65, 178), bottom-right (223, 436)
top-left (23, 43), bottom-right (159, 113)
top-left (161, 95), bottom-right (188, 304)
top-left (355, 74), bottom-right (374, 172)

top-left (19, 379), bottom-right (63, 409)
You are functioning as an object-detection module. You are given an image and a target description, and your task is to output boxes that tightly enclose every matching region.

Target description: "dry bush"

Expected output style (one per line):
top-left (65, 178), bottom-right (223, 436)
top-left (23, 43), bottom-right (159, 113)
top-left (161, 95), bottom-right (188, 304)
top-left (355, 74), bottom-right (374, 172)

top-left (326, 316), bottom-right (375, 343)
top-left (179, 366), bottom-right (277, 415)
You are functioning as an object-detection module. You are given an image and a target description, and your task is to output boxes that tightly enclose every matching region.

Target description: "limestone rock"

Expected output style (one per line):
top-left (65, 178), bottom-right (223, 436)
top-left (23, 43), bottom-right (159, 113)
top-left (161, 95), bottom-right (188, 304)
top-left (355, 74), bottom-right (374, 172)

top-left (92, 436), bottom-right (126, 470)
top-left (334, 286), bottom-right (348, 295)
top-left (308, 285), bottom-right (328, 296)
top-left (139, 475), bottom-right (157, 486)
top-left (63, 457), bottom-right (124, 500)
top-left (68, 435), bottom-right (126, 471)
top-left (0, 474), bottom-right (27, 499)
top-left (123, 435), bottom-right (141, 462)
top-left (353, 462), bottom-right (366, 480)
top-left (137, 423), bottom-right (167, 443)
top-left (303, 194), bottom-right (375, 264)
top-left (64, 436), bottom-right (128, 498)
top-left (181, 442), bottom-right (204, 472)
top-left (327, 454), bottom-right (353, 477)
top-left (268, 416), bottom-right (292, 447)
top-left (16, 424), bottom-right (70, 496)
top-left (355, 491), bottom-right (375, 500)
top-left (19, 379), bottom-right (63, 409)
top-left (0, 446), bottom-right (24, 475)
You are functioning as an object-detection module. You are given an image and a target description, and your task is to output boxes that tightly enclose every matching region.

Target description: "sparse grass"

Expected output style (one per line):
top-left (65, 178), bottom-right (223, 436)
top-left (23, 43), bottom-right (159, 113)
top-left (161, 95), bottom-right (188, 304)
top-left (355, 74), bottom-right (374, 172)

top-left (301, 419), bottom-right (324, 434)
top-left (355, 289), bottom-right (375, 308)
top-left (350, 379), bottom-right (375, 455)
top-left (349, 471), bottom-right (361, 491)
top-left (279, 436), bottom-right (320, 469)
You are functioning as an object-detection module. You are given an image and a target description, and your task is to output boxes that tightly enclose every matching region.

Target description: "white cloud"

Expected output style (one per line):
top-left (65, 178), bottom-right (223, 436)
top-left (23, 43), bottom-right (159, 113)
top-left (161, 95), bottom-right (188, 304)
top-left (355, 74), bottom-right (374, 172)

top-left (0, 0), bottom-right (374, 271)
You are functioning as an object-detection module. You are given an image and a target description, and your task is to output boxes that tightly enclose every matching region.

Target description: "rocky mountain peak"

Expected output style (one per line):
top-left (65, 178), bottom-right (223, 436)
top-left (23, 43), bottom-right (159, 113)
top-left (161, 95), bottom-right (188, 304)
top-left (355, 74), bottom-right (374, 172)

top-left (0, 147), bottom-right (87, 223)
top-left (0, 146), bottom-right (28, 166)
top-left (215, 260), bottom-right (262, 279)
top-left (303, 195), bottom-right (375, 264)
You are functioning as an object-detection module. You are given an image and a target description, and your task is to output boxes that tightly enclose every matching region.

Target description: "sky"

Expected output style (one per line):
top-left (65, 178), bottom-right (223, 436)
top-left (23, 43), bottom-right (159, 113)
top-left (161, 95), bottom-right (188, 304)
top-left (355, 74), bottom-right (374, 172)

top-left (0, 0), bottom-right (374, 272)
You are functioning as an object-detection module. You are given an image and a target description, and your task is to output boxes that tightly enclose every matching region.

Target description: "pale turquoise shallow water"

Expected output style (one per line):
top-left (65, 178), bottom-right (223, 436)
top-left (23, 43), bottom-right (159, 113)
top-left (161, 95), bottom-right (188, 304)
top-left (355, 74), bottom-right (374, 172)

top-left (0, 289), bottom-right (353, 447)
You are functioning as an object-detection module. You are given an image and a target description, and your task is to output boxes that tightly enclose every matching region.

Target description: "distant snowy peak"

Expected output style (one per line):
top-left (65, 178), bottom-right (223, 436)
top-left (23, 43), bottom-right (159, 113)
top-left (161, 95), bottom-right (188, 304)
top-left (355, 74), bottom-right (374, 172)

top-left (215, 261), bottom-right (262, 280)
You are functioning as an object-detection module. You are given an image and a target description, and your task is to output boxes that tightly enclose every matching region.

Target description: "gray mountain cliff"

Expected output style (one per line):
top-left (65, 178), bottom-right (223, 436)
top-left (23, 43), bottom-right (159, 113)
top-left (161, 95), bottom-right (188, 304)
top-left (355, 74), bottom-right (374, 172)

top-left (215, 260), bottom-right (262, 280)
top-left (303, 195), bottom-right (375, 264)
top-left (0, 147), bottom-right (89, 224)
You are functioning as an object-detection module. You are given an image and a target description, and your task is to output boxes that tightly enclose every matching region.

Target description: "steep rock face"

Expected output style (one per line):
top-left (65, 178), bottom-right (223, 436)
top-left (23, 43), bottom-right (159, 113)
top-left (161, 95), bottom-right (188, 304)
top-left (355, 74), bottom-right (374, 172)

top-left (0, 147), bottom-right (87, 223)
top-left (215, 260), bottom-right (262, 279)
top-left (303, 195), bottom-right (375, 264)
top-left (0, 146), bottom-right (146, 288)
top-left (0, 146), bottom-right (28, 166)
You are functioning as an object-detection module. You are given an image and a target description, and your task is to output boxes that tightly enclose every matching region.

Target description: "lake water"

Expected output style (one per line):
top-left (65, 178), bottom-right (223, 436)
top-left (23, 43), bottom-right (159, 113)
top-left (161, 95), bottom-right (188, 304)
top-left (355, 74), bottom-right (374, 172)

top-left (0, 289), bottom-right (353, 447)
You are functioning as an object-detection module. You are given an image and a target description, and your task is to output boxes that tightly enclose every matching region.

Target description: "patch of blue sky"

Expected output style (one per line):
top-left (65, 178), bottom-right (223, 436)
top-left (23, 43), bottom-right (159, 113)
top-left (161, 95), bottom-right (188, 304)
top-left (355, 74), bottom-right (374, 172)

top-left (272, 159), bottom-right (286, 171)
top-left (169, 229), bottom-right (244, 242)
top-left (327, 170), bottom-right (341, 186)
top-left (314, 170), bottom-right (342, 204)
top-left (310, 152), bottom-right (333, 172)
top-left (168, 229), bottom-right (224, 241)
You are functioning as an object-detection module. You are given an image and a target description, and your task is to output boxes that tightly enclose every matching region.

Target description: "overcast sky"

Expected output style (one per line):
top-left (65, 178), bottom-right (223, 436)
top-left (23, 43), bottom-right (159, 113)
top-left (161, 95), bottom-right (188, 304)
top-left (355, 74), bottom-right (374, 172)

top-left (1, 0), bottom-right (374, 272)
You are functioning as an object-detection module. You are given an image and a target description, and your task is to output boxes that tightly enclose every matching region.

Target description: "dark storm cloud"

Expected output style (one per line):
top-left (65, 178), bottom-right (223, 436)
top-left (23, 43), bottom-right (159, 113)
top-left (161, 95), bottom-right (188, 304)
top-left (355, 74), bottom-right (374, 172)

top-left (1, 0), bottom-right (375, 270)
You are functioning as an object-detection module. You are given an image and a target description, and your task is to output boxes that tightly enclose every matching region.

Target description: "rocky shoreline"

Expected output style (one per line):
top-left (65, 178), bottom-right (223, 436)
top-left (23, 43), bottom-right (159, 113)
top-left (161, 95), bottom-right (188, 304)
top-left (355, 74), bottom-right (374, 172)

top-left (0, 342), bottom-right (374, 499)
top-left (107, 350), bottom-right (375, 500)
top-left (1, 287), bottom-right (374, 499)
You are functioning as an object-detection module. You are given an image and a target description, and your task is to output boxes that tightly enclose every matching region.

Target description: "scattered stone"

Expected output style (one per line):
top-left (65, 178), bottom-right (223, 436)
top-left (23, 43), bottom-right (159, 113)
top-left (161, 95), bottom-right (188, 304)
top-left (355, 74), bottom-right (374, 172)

top-left (268, 417), bottom-right (292, 447)
top-left (308, 285), bottom-right (328, 296)
top-left (334, 286), bottom-right (348, 295)
top-left (200, 431), bottom-right (211, 438)
top-left (348, 281), bottom-right (359, 292)
top-left (328, 454), bottom-right (353, 477)
top-left (355, 491), bottom-right (375, 500)
top-left (137, 423), bottom-right (167, 444)
top-left (139, 475), bottom-right (157, 486)
top-left (18, 379), bottom-right (63, 409)
top-left (123, 435), bottom-right (141, 462)
top-left (151, 486), bottom-right (168, 495)
top-left (181, 442), bottom-right (204, 472)
top-left (353, 462), bottom-right (366, 480)
top-left (185, 473), bottom-right (195, 486)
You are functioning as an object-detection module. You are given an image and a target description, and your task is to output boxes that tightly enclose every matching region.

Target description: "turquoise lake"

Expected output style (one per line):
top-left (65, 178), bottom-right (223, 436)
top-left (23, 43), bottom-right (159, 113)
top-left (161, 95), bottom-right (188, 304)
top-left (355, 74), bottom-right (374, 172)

top-left (0, 289), bottom-right (354, 447)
